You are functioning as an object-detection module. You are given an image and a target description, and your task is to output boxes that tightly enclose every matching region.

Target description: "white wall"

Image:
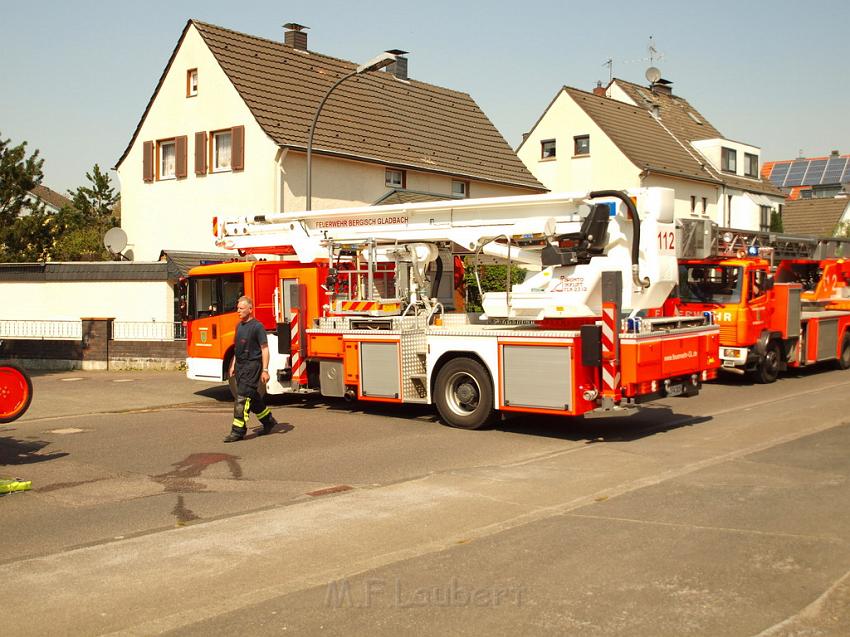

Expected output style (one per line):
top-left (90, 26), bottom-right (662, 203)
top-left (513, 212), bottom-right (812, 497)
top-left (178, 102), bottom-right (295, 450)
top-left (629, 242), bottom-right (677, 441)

top-left (117, 25), bottom-right (280, 261)
top-left (0, 280), bottom-right (174, 322)
top-left (517, 90), bottom-right (642, 194)
top-left (692, 138), bottom-right (761, 178)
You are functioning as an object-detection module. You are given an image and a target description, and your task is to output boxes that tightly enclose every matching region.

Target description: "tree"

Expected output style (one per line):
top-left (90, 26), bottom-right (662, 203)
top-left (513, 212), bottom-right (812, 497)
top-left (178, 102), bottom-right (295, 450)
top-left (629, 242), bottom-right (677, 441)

top-left (769, 210), bottom-right (784, 232)
top-left (0, 133), bottom-right (46, 260)
top-left (462, 257), bottom-right (526, 313)
top-left (50, 165), bottom-right (120, 261)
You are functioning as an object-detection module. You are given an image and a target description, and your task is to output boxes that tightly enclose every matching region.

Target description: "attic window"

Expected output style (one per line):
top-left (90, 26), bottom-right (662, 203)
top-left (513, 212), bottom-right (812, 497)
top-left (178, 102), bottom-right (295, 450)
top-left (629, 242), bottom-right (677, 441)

top-left (687, 111), bottom-right (702, 124)
top-left (385, 169), bottom-right (405, 188)
top-left (187, 69), bottom-right (198, 97)
top-left (452, 180), bottom-right (469, 198)
top-left (574, 135), bottom-right (590, 156)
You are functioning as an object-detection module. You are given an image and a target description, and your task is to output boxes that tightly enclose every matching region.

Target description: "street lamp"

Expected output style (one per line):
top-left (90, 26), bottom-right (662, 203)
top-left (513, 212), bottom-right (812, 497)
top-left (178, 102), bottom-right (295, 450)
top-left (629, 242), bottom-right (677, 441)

top-left (305, 51), bottom-right (398, 210)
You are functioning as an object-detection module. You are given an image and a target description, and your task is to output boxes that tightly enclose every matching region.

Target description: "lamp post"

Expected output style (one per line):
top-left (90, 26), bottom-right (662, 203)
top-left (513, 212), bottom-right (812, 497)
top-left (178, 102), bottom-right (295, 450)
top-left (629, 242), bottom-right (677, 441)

top-left (306, 52), bottom-right (397, 210)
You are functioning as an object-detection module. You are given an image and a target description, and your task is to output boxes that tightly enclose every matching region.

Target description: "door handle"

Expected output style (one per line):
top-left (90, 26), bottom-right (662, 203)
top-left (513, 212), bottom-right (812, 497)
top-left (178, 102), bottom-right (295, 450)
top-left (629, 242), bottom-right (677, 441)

top-left (212, 324), bottom-right (217, 339)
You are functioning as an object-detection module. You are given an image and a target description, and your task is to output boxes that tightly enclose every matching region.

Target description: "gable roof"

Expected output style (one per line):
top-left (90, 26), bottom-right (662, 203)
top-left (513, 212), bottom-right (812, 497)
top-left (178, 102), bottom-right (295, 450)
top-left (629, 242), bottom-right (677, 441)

top-left (560, 85), bottom-right (783, 197)
top-left (781, 197), bottom-right (850, 236)
top-left (30, 184), bottom-right (72, 211)
top-left (117, 20), bottom-right (543, 191)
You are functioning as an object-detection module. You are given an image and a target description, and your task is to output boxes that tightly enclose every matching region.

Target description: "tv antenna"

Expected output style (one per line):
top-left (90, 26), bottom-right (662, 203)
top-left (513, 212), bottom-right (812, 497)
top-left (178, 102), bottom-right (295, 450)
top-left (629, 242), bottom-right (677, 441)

top-left (602, 57), bottom-right (613, 83)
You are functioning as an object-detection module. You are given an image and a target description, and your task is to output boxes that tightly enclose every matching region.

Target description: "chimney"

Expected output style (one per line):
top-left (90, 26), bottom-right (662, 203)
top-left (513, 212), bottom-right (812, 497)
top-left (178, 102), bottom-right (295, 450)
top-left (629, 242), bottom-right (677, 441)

top-left (650, 78), bottom-right (673, 96)
top-left (283, 23), bottom-right (308, 50)
top-left (384, 49), bottom-right (409, 80)
top-left (831, 150), bottom-right (840, 157)
top-left (592, 81), bottom-right (606, 97)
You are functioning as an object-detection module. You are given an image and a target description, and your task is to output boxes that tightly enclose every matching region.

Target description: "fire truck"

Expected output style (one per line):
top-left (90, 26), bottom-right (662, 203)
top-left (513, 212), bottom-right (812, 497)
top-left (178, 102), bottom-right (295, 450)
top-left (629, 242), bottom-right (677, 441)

top-left (675, 220), bottom-right (850, 382)
top-left (188, 188), bottom-right (720, 429)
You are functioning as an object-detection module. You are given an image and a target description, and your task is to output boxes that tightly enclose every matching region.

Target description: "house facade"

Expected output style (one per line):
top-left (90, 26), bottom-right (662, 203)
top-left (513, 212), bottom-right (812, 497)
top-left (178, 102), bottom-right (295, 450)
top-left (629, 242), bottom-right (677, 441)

top-left (518, 78), bottom-right (784, 232)
top-left (115, 21), bottom-right (544, 261)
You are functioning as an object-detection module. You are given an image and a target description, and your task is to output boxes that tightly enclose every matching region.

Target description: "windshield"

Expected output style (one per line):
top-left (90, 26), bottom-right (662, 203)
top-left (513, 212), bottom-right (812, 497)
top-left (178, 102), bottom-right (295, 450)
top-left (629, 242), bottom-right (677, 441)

top-left (678, 264), bottom-right (743, 304)
top-left (187, 274), bottom-right (244, 320)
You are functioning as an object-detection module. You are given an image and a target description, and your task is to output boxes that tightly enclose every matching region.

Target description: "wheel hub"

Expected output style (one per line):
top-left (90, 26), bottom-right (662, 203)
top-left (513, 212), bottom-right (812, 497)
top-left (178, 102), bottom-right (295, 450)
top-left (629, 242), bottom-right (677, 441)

top-left (456, 382), bottom-right (477, 405)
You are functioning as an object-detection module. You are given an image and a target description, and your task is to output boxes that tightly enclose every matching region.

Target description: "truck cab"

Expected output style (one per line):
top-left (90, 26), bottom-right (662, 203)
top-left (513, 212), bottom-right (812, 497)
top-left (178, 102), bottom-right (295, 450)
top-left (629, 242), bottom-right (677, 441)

top-left (678, 258), bottom-right (781, 382)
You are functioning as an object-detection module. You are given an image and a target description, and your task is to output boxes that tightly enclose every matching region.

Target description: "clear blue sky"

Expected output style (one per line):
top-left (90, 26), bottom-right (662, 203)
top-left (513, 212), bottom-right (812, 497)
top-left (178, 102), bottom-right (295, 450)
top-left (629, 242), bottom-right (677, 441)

top-left (2, 0), bottom-right (848, 193)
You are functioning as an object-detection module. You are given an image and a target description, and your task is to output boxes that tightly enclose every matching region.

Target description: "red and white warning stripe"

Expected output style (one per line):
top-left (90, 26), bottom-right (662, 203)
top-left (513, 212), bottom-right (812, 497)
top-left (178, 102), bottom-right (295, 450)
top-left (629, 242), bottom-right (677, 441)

top-left (290, 309), bottom-right (307, 384)
top-left (600, 303), bottom-right (620, 393)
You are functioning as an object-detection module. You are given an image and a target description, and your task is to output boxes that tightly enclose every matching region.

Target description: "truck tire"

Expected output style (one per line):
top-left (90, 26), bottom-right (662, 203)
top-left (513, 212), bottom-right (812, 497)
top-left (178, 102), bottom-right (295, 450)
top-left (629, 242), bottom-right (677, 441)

top-left (0, 363), bottom-right (33, 423)
top-left (837, 334), bottom-right (850, 370)
top-left (434, 358), bottom-right (496, 429)
top-left (755, 341), bottom-right (781, 384)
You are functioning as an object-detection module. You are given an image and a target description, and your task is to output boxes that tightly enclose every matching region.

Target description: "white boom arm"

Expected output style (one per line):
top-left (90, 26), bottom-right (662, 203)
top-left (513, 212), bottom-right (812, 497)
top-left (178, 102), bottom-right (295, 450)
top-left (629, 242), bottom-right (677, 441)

top-left (215, 188), bottom-right (678, 318)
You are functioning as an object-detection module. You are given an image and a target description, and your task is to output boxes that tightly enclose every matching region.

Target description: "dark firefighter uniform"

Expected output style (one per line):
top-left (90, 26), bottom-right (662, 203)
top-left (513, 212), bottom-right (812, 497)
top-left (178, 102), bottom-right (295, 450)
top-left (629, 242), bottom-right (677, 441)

top-left (224, 318), bottom-right (276, 442)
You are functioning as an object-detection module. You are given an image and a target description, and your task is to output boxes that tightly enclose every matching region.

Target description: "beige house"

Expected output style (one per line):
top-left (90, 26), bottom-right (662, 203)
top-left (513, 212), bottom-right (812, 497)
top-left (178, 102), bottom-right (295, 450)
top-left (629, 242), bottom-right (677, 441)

top-left (115, 20), bottom-right (544, 261)
top-left (518, 78), bottom-right (784, 232)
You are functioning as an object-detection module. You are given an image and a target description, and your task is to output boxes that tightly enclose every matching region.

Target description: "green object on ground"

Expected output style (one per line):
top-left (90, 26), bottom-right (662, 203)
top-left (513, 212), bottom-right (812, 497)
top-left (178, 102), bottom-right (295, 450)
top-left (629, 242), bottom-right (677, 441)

top-left (0, 478), bottom-right (32, 494)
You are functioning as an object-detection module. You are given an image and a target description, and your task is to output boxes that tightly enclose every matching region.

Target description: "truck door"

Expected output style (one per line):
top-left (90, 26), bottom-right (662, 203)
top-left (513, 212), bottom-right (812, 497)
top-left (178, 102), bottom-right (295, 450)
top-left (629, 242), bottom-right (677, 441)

top-left (747, 269), bottom-right (770, 333)
top-left (277, 277), bottom-right (308, 385)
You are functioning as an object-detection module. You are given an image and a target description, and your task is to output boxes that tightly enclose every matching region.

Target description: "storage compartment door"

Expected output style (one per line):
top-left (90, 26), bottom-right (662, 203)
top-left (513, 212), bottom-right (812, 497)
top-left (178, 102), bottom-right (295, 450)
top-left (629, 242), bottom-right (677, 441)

top-left (360, 341), bottom-right (400, 399)
top-left (502, 345), bottom-right (572, 411)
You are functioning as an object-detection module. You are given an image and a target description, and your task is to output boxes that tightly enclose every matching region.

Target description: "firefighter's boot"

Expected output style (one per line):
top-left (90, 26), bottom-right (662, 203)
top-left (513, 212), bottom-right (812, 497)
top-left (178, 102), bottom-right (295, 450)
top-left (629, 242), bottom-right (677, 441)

top-left (223, 425), bottom-right (245, 443)
top-left (257, 414), bottom-right (278, 436)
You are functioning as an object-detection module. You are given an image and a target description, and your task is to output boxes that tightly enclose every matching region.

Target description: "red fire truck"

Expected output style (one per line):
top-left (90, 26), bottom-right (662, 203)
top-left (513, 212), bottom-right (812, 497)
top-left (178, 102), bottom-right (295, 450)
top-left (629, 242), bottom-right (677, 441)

top-left (188, 188), bottom-right (720, 428)
top-left (675, 223), bottom-right (850, 382)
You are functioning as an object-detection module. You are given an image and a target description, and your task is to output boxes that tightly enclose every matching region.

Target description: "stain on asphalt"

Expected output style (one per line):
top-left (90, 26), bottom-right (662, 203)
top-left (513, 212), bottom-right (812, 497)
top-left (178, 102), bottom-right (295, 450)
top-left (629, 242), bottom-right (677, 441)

top-left (152, 453), bottom-right (243, 526)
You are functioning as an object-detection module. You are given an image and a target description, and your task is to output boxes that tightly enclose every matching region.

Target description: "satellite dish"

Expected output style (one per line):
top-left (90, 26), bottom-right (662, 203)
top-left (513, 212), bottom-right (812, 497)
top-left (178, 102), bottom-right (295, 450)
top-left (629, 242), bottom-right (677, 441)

top-left (103, 227), bottom-right (128, 255)
top-left (645, 66), bottom-right (661, 83)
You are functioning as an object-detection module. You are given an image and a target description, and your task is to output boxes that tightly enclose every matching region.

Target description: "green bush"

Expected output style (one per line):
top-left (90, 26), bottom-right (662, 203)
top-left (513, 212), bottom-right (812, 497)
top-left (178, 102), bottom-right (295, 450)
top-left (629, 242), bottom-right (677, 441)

top-left (462, 257), bottom-right (526, 312)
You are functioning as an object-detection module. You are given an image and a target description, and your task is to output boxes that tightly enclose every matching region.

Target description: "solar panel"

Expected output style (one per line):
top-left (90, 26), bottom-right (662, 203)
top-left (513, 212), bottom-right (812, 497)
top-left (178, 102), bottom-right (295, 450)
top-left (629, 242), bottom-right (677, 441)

top-left (842, 164), bottom-right (850, 184)
top-left (823, 157), bottom-right (848, 183)
top-left (802, 159), bottom-right (827, 185)
top-left (768, 163), bottom-right (790, 185)
top-left (783, 160), bottom-right (808, 186)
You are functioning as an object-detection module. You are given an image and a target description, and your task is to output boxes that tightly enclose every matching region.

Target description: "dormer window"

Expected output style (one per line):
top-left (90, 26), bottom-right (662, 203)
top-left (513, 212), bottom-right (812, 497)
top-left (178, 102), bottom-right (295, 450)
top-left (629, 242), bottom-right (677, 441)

top-left (721, 147), bottom-right (737, 173)
top-left (745, 153), bottom-right (758, 178)
top-left (187, 69), bottom-right (198, 97)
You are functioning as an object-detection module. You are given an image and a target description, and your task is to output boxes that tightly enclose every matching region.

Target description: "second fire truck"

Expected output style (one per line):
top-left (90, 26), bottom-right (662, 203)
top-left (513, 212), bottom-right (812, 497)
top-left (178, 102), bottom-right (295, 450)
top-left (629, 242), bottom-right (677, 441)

top-left (676, 221), bottom-right (850, 382)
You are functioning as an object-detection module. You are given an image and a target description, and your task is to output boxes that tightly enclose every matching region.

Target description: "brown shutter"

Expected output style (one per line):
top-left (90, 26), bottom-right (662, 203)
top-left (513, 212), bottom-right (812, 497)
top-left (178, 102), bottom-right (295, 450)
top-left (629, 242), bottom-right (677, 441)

top-left (194, 131), bottom-right (207, 175)
top-left (175, 136), bottom-right (188, 179)
top-left (143, 141), bottom-right (154, 182)
top-left (231, 125), bottom-right (244, 171)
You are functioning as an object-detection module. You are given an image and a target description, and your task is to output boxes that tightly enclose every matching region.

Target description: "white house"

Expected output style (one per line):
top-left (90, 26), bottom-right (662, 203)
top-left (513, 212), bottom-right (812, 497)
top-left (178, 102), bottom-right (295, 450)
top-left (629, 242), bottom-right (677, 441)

top-left (517, 78), bottom-right (785, 232)
top-left (115, 20), bottom-right (544, 261)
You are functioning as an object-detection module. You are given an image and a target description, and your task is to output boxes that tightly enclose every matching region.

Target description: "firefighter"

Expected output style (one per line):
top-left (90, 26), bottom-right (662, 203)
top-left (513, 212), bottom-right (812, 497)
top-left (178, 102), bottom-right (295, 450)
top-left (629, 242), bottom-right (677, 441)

top-left (223, 296), bottom-right (278, 442)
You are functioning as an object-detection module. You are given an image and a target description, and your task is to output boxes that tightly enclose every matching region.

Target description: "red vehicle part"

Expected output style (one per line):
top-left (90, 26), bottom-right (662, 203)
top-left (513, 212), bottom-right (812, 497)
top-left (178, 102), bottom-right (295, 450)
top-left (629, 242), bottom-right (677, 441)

top-left (0, 363), bottom-right (33, 423)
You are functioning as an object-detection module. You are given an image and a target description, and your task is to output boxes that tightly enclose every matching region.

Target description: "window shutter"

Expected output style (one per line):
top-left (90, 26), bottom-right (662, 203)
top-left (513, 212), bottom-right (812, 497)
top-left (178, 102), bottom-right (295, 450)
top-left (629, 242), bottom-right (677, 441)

top-left (231, 125), bottom-right (244, 171)
top-left (143, 141), bottom-right (154, 182)
top-left (194, 131), bottom-right (207, 175)
top-left (175, 136), bottom-right (188, 179)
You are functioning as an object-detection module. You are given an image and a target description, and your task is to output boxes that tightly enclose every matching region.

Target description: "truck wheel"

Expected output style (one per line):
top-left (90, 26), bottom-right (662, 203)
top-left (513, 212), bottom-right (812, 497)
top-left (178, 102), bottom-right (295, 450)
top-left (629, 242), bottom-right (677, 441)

top-left (755, 341), bottom-right (781, 384)
top-left (837, 335), bottom-right (850, 370)
top-left (434, 358), bottom-right (496, 429)
top-left (0, 363), bottom-right (33, 424)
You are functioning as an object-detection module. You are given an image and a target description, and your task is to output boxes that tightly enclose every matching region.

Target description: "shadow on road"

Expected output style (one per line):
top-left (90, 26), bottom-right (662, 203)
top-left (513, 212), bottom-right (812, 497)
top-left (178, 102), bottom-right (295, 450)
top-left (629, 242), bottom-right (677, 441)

top-left (0, 435), bottom-right (69, 465)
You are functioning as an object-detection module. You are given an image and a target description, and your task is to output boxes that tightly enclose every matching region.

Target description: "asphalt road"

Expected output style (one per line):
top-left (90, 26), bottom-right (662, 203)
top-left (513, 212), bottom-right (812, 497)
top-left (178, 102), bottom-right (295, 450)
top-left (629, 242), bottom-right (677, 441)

top-left (2, 365), bottom-right (850, 635)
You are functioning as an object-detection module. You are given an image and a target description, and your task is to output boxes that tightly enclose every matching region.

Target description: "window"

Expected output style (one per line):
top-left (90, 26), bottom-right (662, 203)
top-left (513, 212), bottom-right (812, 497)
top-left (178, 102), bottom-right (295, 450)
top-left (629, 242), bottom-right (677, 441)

top-left (158, 139), bottom-right (176, 180)
top-left (385, 168), bottom-right (405, 188)
top-left (721, 147), bottom-right (737, 173)
top-left (690, 196), bottom-right (696, 213)
top-left (452, 180), bottom-right (469, 198)
top-left (745, 153), bottom-right (758, 178)
top-left (702, 197), bottom-right (708, 214)
top-left (187, 274), bottom-right (244, 320)
top-left (541, 139), bottom-right (556, 159)
top-left (760, 205), bottom-right (771, 232)
top-left (574, 135), bottom-right (590, 156)
top-left (212, 130), bottom-right (232, 172)
top-left (187, 69), bottom-right (198, 97)
top-left (725, 194), bottom-right (733, 226)
top-left (751, 270), bottom-right (768, 299)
